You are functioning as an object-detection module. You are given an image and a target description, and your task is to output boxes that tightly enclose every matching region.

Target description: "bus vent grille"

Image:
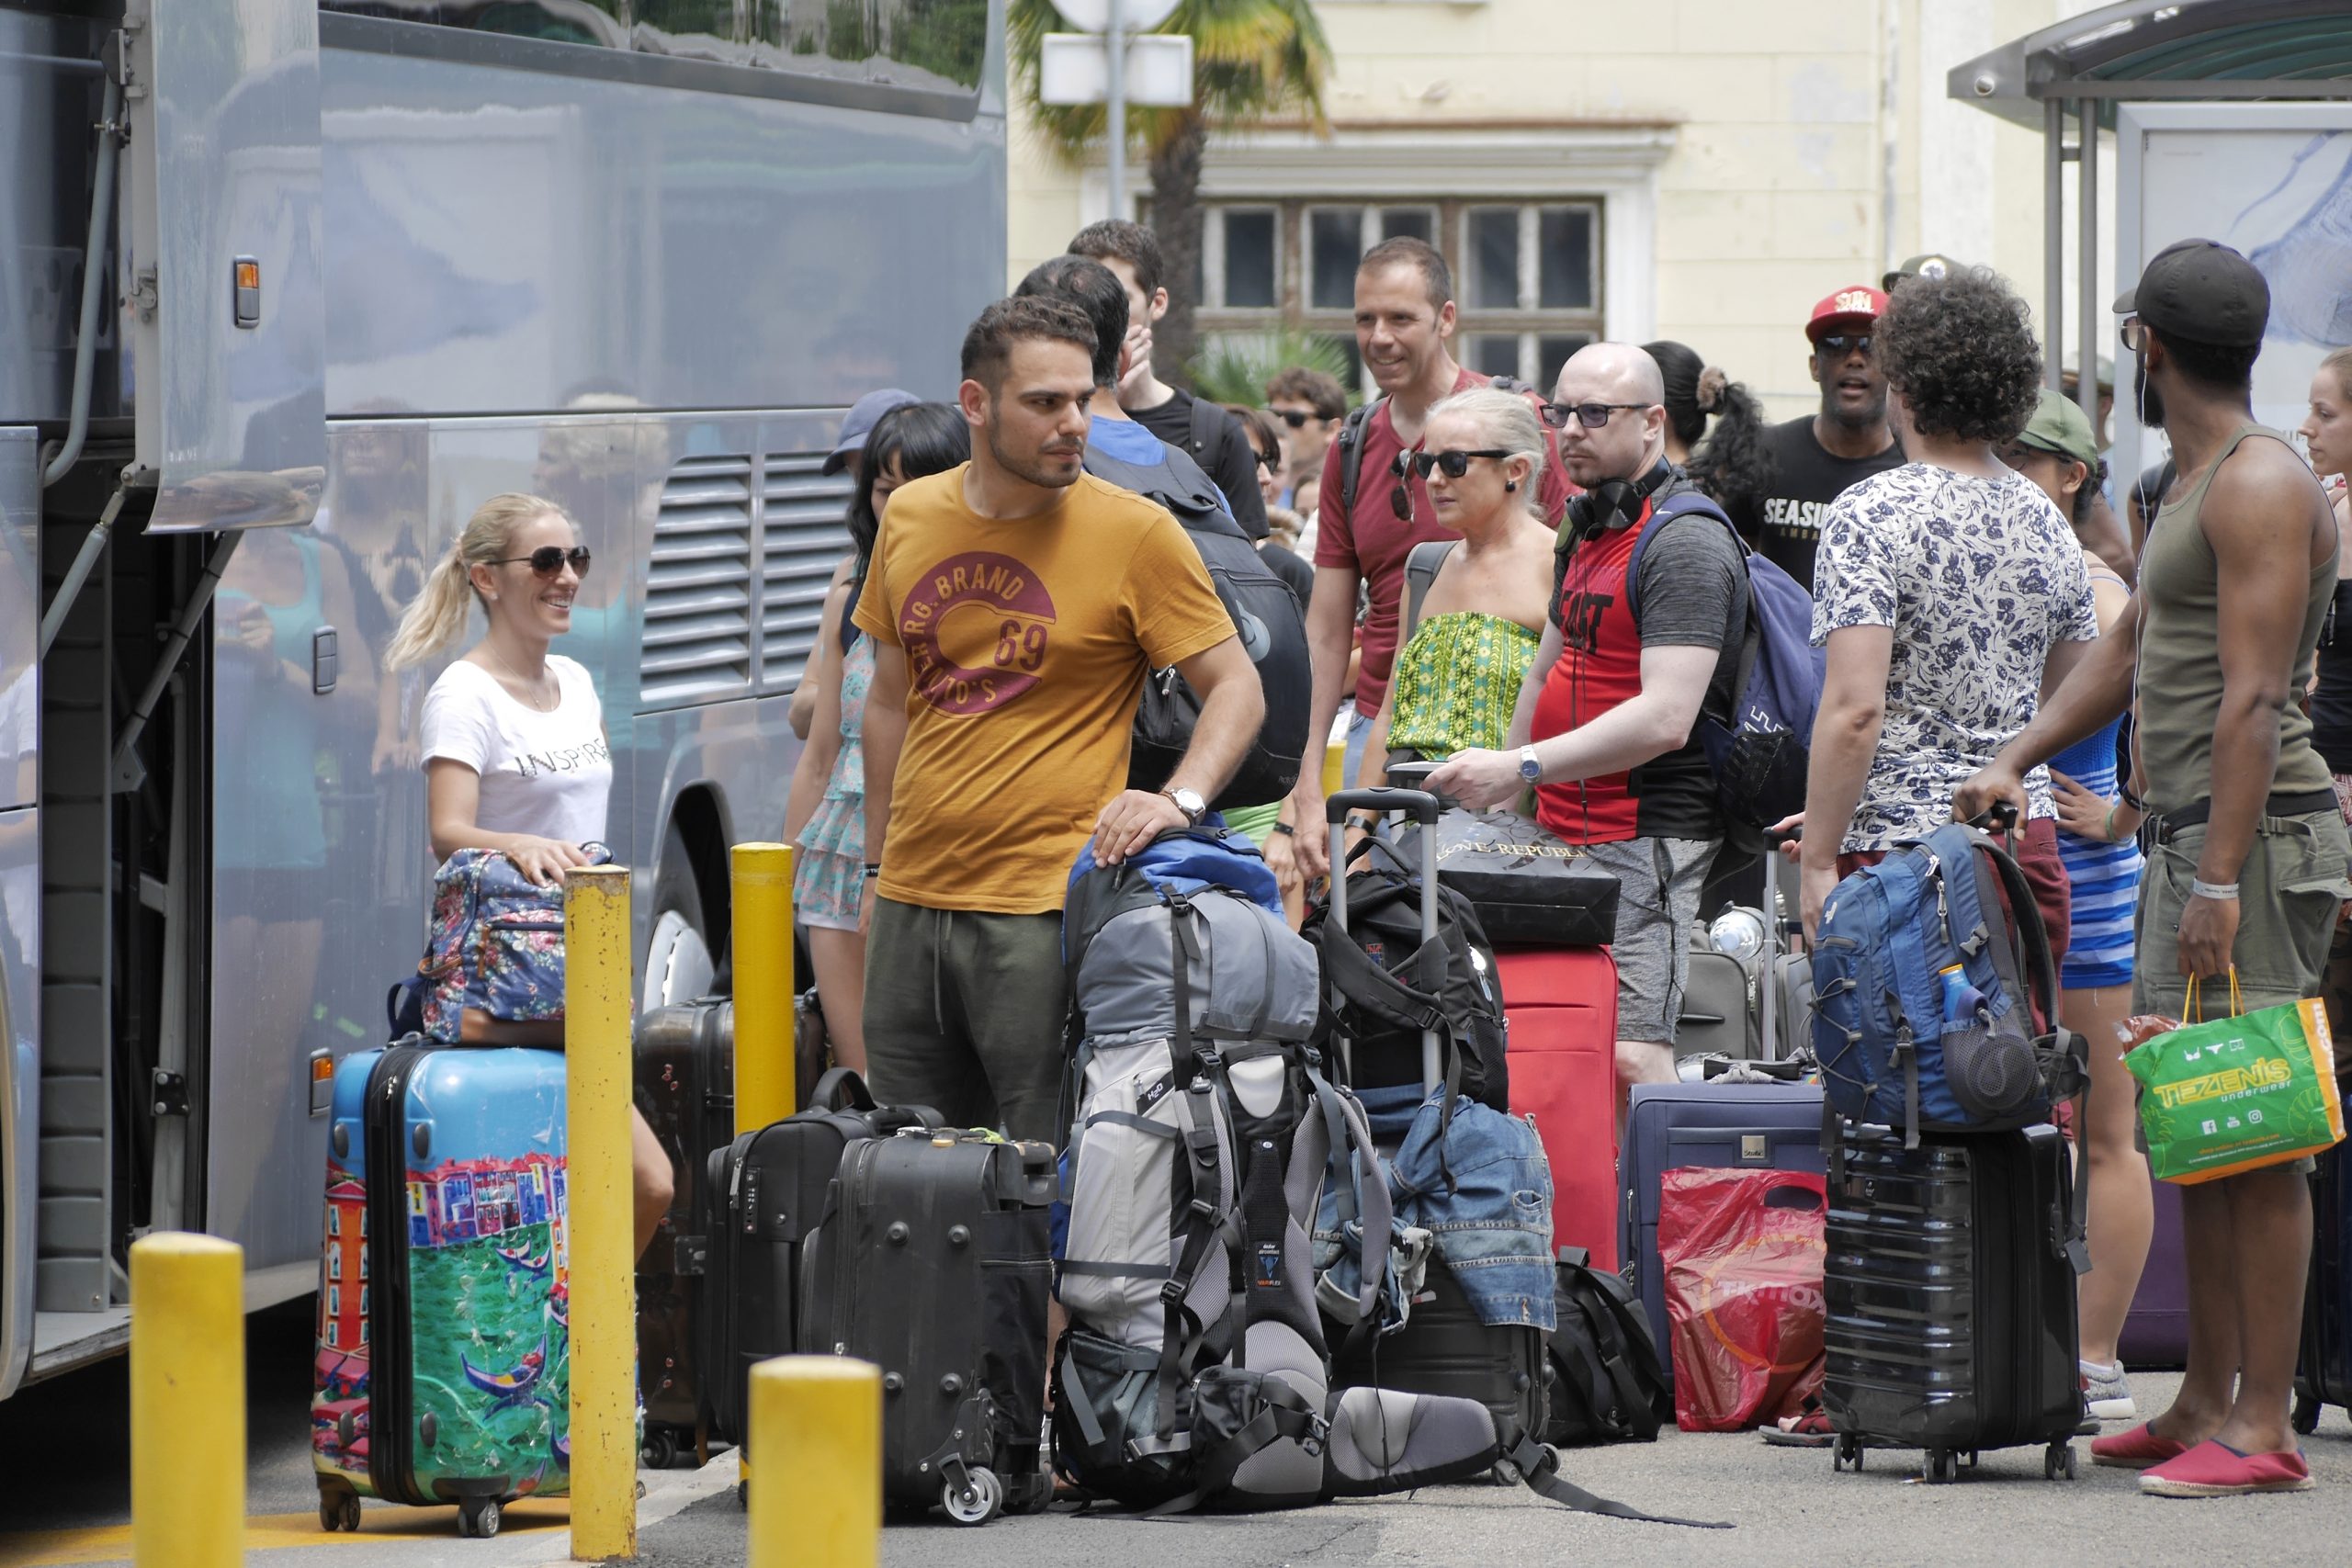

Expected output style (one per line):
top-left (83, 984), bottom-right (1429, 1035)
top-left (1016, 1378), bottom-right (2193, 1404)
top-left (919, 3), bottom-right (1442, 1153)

top-left (642, 455), bottom-right (755, 707)
top-left (760, 453), bottom-right (854, 693)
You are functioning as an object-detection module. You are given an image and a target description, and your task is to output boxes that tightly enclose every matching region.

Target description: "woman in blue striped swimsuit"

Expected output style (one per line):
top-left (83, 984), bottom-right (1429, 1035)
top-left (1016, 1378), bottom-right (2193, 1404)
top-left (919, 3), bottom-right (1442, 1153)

top-left (2004, 389), bottom-right (2150, 1422)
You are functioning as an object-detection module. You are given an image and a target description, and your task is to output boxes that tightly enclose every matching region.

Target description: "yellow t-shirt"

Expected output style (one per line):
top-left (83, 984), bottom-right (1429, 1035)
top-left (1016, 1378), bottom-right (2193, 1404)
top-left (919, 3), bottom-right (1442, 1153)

top-left (853, 465), bottom-right (1236, 914)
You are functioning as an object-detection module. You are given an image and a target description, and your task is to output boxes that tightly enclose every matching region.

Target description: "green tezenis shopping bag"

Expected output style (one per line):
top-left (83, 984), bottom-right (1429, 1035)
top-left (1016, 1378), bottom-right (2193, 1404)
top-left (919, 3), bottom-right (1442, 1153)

top-left (2124, 973), bottom-right (2346, 1185)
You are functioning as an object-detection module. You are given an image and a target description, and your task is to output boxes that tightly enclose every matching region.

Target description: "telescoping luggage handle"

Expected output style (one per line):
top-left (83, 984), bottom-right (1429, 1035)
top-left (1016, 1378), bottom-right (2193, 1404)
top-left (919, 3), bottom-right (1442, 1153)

top-left (1326, 786), bottom-right (1444, 1093)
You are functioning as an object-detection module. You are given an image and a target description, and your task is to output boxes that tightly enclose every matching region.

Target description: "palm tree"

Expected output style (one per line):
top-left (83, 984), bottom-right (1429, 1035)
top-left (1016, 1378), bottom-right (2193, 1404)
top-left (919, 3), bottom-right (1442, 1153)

top-left (1009, 0), bottom-right (1332, 385)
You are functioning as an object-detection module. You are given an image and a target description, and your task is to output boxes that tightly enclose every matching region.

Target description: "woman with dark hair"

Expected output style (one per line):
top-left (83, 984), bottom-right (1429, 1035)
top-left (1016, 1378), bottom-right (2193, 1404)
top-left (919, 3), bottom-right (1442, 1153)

top-left (1794, 268), bottom-right (2097, 960)
top-left (1642, 339), bottom-right (1771, 513)
top-left (783, 401), bottom-right (969, 1068)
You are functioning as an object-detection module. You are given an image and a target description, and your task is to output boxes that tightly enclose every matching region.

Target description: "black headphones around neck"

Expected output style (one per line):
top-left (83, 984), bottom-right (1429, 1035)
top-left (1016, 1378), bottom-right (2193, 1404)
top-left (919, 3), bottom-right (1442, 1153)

top-left (1568, 458), bottom-right (1673, 536)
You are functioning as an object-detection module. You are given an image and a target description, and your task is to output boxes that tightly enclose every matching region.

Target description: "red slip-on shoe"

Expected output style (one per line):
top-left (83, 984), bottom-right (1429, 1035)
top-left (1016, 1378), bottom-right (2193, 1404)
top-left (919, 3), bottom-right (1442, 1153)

top-left (2140, 1440), bottom-right (2314, 1498)
top-left (2091, 1423), bottom-right (2191, 1469)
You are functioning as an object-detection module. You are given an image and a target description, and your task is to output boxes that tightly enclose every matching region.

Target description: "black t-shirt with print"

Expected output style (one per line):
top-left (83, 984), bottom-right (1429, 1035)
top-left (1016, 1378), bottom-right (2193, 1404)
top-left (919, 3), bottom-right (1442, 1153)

top-left (1132, 389), bottom-right (1272, 542)
top-left (1719, 415), bottom-right (1904, 592)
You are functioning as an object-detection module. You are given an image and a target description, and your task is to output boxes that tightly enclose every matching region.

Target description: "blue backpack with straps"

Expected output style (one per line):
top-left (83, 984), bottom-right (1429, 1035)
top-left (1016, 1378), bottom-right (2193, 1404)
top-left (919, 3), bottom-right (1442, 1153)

top-left (1810, 822), bottom-right (2086, 1145)
top-left (1624, 493), bottom-right (1824, 855)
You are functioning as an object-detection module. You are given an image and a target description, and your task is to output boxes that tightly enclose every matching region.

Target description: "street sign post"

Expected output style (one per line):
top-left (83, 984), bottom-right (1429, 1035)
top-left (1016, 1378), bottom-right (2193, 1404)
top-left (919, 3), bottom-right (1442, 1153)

top-left (1039, 0), bottom-right (1194, 219)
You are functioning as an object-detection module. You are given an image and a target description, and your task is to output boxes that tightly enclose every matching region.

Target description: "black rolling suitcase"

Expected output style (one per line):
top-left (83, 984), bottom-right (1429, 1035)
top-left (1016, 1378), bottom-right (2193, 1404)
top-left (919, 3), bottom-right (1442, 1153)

top-left (634, 997), bottom-right (735, 1468)
top-left (1822, 1122), bottom-right (2086, 1483)
top-left (2294, 1124), bottom-right (2352, 1434)
top-left (695, 1069), bottom-right (931, 1450)
top-left (1320, 786), bottom-right (1547, 1475)
top-left (799, 1130), bottom-right (1057, 1524)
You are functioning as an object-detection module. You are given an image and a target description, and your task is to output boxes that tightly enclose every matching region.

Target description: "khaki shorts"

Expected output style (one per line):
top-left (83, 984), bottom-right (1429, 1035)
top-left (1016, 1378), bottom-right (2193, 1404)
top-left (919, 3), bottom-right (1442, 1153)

top-left (2132, 807), bottom-right (2352, 1018)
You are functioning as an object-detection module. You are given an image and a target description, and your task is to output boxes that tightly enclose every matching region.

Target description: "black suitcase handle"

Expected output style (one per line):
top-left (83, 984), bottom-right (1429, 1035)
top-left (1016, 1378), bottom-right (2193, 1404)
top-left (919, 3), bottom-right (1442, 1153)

top-left (1326, 785), bottom-right (1442, 827)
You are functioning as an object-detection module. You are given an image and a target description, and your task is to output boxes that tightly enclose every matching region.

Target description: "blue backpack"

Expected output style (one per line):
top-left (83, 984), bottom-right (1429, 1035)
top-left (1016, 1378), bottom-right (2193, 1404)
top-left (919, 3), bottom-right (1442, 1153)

top-left (1625, 494), bottom-right (1825, 856)
top-left (1810, 823), bottom-right (2086, 1147)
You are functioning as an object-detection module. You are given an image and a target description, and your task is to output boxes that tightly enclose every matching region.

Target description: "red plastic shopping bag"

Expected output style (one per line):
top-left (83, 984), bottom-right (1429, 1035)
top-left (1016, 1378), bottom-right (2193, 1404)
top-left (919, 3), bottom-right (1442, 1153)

top-left (1657, 1167), bottom-right (1827, 1432)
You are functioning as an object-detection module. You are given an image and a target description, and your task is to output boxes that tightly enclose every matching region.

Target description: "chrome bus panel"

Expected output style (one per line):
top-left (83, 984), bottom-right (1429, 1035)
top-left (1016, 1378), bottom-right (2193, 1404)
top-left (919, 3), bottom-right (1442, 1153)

top-left (319, 48), bottom-right (1003, 417)
top-left (0, 12), bottom-right (114, 427)
top-left (122, 0), bottom-right (328, 531)
top-left (0, 429), bottom-right (40, 1399)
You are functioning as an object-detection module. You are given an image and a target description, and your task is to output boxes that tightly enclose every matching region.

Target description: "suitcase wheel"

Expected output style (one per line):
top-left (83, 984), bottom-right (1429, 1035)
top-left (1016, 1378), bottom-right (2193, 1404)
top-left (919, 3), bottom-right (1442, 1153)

top-left (2293, 1393), bottom-right (2322, 1437)
top-left (317, 1483), bottom-right (361, 1533)
top-left (941, 1466), bottom-right (1003, 1526)
top-left (1926, 1450), bottom-right (1957, 1484)
top-left (456, 1496), bottom-right (502, 1539)
top-left (1831, 1433), bottom-right (1863, 1472)
top-left (2042, 1442), bottom-right (2077, 1482)
top-left (640, 1427), bottom-right (680, 1471)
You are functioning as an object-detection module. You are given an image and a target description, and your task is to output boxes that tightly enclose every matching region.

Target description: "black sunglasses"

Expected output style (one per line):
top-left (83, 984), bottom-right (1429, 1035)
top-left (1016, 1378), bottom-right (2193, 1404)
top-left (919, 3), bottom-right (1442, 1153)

top-left (2120, 318), bottom-right (2146, 354)
top-left (1815, 333), bottom-right (1874, 358)
top-left (1540, 401), bottom-right (1650, 431)
top-left (1273, 408), bottom-right (1325, 429)
top-left (1385, 449), bottom-right (1416, 522)
top-left (1410, 448), bottom-right (1511, 479)
top-left (488, 545), bottom-right (592, 579)
top-left (1251, 446), bottom-right (1281, 471)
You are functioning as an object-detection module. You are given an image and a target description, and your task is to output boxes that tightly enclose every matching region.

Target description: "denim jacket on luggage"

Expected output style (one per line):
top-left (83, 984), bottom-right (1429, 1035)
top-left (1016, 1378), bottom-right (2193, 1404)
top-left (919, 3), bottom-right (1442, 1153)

top-left (1315, 1086), bottom-right (1556, 1332)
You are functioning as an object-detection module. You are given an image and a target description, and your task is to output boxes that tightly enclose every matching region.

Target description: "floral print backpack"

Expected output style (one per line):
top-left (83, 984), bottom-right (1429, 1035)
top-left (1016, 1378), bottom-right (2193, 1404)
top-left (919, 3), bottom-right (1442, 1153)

top-left (392, 845), bottom-right (611, 1043)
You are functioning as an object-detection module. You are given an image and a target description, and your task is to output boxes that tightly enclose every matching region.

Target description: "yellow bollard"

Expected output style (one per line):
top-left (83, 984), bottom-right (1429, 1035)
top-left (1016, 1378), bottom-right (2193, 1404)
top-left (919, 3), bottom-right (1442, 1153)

top-left (730, 842), bottom-right (797, 1134)
top-left (130, 1233), bottom-right (244, 1568)
top-left (748, 1356), bottom-right (880, 1568)
top-left (565, 863), bottom-right (636, 1562)
top-left (1322, 735), bottom-right (1348, 798)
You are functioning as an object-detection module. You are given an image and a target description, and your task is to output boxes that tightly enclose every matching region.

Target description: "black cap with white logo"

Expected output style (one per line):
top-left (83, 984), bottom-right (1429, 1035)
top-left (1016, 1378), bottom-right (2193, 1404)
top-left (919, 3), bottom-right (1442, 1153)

top-left (2111, 239), bottom-right (2269, 349)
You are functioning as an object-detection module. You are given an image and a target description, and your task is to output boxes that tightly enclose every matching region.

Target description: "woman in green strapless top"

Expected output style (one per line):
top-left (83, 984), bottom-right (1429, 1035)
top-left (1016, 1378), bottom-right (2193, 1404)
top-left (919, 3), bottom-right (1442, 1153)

top-left (1351, 387), bottom-right (1557, 796)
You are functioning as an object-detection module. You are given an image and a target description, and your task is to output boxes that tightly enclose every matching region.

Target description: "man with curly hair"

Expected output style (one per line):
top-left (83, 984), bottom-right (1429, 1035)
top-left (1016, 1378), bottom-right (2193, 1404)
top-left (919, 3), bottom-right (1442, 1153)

top-left (1795, 266), bottom-right (2095, 955)
top-left (1721, 285), bottom-right (1905, 591)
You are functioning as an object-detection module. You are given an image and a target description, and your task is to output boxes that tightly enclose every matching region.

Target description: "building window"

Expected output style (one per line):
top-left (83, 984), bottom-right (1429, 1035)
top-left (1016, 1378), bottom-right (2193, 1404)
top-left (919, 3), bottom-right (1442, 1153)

top-left (327, 1284), bottom-right (340, 1321)
top-left (329, 1250), bottom-right (342, 1282)
top-left (1192, 197), bottom-right (1603, 399)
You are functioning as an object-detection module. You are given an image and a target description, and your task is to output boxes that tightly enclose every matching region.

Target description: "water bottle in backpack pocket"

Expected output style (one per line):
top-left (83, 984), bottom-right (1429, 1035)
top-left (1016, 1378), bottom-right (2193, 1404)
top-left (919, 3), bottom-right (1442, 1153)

top-left (1809, 823), bottom-right (2084, 1144)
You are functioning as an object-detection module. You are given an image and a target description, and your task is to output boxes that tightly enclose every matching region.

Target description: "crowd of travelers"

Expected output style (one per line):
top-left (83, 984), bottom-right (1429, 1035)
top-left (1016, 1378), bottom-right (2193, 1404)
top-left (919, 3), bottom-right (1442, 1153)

top-left (392, 217), bottom-right (2352, 1505)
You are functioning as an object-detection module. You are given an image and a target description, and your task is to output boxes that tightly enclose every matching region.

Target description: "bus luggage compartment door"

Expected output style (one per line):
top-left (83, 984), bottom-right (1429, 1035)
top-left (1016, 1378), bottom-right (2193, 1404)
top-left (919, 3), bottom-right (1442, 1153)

top-left (121, 0), bottom-right (326, 533)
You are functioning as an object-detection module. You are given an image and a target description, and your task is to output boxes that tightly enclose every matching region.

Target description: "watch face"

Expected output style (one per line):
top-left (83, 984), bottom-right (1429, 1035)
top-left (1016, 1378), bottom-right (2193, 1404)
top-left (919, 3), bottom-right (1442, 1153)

top-left (1519, 754), bottom-right (1542, 781)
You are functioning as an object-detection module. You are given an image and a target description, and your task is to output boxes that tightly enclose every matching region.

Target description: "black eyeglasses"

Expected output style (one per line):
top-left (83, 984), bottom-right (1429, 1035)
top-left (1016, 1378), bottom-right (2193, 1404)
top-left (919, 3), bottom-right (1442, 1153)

top-left (1410, 448), bottom-right (1511, 479)
top-left (1272, 408), bottom-right (1325, 429)
top-left (488, 546), bottom-right (593, 579)
top-left (1540, 401), bottom-right (1651, 431)
top-left (1815, 334), bottom-right (1873, 358)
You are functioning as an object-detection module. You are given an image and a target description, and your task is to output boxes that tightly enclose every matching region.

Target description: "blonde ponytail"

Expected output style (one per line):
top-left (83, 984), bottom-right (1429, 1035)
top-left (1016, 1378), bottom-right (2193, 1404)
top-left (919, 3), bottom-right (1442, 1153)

top-left (385, 491), bottom-right (571, 671)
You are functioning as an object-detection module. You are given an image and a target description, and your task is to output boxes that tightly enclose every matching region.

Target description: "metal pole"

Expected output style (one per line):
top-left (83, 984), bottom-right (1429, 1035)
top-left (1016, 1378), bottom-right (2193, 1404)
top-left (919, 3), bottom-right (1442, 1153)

top-left (564, 865), bottom-right (636, 1561)
top-left (45, 73), bottom-right (124, 486)
top-left (37, 472), bottom-right (131, 660)
top-left (748, 1356), bottom-right (881, 1568)
top-left (2044, 96), bottom-right (2065, 393)
top-left (2077, 96), bottom-right (2102, 432)
top-left (130, 1233), bottom-right (243, 1568)
top-left (1105, 0), bottom-right (1126, 220)
top-left (730, 843), bottom-right (797, 1134)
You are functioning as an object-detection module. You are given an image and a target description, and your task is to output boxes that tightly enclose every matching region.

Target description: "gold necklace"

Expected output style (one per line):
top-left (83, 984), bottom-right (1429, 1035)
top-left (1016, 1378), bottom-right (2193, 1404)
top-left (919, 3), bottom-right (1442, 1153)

top-left (486, 645), bottom-right (557, 712)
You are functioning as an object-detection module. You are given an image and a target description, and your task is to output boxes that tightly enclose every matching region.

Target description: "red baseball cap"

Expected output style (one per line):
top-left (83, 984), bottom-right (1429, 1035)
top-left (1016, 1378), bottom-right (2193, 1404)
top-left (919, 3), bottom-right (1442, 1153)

top-left (1805, 284), bottom-right (1890, 343)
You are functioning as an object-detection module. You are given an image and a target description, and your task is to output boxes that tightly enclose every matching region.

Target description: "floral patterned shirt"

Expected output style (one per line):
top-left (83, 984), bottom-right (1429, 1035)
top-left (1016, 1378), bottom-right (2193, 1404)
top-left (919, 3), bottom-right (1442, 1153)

top-left (1812, 464), bottom-right (2098, 852)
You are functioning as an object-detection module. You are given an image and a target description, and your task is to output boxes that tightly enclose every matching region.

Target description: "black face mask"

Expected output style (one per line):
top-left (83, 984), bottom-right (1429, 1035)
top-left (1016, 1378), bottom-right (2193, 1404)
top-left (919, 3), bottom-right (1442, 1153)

top-left (2136, 350), bottom-right (2165, 429)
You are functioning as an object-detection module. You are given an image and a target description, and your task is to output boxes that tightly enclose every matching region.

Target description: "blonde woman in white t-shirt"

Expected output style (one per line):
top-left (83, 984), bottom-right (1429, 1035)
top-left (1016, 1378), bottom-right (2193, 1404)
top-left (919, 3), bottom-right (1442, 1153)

top-left (389, 491), bottom-right (673, 1258)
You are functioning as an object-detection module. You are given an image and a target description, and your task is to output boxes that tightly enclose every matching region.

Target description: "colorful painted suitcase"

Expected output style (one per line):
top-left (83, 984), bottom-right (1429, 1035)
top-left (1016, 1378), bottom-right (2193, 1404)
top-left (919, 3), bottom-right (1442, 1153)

top-left (312, 1040), bottom-right (570, 1539)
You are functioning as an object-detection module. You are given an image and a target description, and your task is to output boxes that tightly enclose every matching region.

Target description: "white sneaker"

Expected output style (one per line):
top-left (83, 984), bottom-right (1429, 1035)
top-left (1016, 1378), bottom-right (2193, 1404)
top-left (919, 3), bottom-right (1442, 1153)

top-left (2081, 1359), bottom-right (2136, 1421)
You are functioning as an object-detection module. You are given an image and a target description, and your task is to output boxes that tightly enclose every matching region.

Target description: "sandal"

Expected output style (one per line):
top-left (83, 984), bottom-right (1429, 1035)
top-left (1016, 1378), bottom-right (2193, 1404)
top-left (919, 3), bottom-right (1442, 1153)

top-left (1760, 1397), bottom-right (1837, 1448)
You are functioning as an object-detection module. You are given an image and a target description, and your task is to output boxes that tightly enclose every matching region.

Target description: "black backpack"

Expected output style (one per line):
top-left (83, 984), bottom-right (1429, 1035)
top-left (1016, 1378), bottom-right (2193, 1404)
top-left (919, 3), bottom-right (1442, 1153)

top-left (1082, 440), bottom-right (1312, 810)
top-left (1543, 1249), bottom-right (1673, 1448)
top-left (1302, 837), bottom-right (1509, 1114)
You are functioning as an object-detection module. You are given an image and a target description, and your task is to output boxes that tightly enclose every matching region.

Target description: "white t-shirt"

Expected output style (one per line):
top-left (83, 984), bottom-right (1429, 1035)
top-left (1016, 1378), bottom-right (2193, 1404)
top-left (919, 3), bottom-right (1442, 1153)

top-left (420, 656), bottom-right (613, 847)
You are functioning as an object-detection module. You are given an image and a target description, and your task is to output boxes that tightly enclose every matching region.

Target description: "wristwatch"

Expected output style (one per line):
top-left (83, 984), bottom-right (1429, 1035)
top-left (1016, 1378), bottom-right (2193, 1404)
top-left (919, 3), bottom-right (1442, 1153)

top-left (1518, 746), bottom-right (1544, 784)
top-left (1161, 786), bottom-right (1206, 826)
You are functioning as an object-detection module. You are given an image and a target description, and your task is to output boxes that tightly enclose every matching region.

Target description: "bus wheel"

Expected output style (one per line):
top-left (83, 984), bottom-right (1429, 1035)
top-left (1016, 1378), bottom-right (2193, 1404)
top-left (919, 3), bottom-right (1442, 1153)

top-left (644, 821), bottom-right (716, 1011)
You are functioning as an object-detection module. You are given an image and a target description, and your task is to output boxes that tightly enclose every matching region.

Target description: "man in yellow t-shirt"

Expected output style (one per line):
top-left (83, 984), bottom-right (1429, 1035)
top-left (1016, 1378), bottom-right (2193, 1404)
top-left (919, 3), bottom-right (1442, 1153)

top-left (851, 294), bottom-right (1261, 1144)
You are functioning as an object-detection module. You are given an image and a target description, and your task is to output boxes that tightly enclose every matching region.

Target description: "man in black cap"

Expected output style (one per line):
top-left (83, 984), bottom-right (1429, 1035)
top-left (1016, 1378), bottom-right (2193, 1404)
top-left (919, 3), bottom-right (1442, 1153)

top-left (1960, 238), bottom-right (2348, 1499)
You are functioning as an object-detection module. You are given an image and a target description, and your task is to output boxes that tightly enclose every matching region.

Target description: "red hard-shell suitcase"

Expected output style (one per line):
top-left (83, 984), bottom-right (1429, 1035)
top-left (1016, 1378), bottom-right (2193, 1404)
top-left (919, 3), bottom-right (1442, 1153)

top-left (1497, 948), bottom-right (1619, 1269)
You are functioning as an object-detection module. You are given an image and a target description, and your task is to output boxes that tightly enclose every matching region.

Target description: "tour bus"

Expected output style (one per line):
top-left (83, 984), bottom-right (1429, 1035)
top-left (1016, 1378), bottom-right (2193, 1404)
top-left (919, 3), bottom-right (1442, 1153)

top-left (0, 0), bottom-right (1006, 1396)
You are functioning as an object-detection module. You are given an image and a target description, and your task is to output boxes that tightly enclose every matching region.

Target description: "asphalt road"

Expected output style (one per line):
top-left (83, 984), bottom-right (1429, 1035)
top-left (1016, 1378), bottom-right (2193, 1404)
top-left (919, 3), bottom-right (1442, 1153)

top-left (7, 1303), bottom-right (2352, 1568)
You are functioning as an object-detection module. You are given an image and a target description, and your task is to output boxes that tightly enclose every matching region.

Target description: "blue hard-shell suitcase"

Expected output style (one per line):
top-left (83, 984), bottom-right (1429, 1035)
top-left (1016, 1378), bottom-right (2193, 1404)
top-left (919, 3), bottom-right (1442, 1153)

top-left (1619, 1080), bottom-right (1826, 1371)
top-left (311, 1039), bottom-right (571, 1539)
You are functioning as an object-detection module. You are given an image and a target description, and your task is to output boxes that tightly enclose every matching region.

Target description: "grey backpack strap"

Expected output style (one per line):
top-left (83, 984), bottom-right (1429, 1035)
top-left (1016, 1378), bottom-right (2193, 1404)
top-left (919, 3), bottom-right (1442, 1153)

top-left (1335, 399), bottom-right (1383, 516)
top-left (1402, 539), bottom-right (1457, 643)
top-left (1187, 395), bottom-right (1221, 458)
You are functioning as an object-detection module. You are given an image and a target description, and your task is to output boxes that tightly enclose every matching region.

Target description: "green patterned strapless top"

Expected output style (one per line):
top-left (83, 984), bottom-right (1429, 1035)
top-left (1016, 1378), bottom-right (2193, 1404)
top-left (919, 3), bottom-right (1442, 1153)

top-left (1387, 611), bottom-right (1541, 761)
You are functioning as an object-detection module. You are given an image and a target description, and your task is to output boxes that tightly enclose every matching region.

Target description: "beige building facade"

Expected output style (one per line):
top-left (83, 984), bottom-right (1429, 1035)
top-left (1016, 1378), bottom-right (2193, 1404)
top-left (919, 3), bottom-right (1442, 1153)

top-left (1006, 0), bottom-right (2117, 417)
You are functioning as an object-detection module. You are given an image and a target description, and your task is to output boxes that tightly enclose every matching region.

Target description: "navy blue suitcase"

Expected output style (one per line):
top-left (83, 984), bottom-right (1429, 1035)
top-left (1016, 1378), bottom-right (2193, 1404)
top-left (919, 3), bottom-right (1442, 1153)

top-left (1619, 1080), bottom-right (1826, 1368)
